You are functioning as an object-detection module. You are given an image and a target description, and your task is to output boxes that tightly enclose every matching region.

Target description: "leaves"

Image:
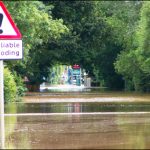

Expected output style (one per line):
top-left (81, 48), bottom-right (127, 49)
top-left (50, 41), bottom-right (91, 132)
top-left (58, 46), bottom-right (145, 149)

top-left (2, 1), bottom-right (149, 91)
top-left (3, 1), bottom-right (68, 83)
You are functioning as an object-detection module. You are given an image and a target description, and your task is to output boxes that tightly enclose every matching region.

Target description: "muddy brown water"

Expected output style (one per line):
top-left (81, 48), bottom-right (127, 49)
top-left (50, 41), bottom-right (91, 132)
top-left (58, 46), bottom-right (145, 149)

top-left (4, 90), bottom-right (150, 149)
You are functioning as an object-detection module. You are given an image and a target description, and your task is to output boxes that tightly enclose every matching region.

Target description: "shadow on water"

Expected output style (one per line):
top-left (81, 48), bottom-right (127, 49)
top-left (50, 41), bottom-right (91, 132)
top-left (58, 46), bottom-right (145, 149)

top-left (5, 102), bottom-right (150, 114)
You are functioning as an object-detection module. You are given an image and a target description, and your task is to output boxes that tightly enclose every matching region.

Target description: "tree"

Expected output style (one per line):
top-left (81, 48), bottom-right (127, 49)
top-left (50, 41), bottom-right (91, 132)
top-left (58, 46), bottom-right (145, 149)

top-left (50, 1), bottom-right (145, 90)
top-left (44, 1), bottom-right (125, 89)
top-left (3, 1), bottom-right (146, 91)
top-left (114, 1), bottom-right (150, 92)
top-left (4, 1), bottom-right (69, 91)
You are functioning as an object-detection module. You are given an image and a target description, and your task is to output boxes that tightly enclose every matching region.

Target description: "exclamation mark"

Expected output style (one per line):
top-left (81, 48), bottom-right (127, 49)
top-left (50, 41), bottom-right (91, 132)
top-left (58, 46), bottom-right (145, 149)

top-left (0, 13), bottom-right (3, 34)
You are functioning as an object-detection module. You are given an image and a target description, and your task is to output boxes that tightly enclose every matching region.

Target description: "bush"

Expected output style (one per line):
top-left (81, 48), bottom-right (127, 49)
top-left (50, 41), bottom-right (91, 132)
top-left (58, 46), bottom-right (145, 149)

top-left (13, 72), bottom-right (27, 99)
top-left (4, 68), bottom-right (17, 103)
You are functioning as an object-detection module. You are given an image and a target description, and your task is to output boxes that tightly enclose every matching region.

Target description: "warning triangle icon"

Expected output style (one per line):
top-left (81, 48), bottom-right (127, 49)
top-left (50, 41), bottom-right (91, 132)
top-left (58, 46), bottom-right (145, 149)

top-left (0, 1), bottom-right (22, 39)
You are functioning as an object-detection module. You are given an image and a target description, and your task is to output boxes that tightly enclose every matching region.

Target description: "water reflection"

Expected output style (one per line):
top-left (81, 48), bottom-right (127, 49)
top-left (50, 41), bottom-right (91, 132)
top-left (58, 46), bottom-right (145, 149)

top-left (4, 91), bottom-right (150, 149)
top-left (116, 114), bottom-right (150, 149)
top-left (5, 102), bottom-right (150, 114)
top-left (5, 115), bottom-right (31, 149)
top-left (0, 114), bottom-right (4, 149)
top-left (67, 103), bottom-right (82, 113)
top-left (5, 114), bottom-right (150, 149)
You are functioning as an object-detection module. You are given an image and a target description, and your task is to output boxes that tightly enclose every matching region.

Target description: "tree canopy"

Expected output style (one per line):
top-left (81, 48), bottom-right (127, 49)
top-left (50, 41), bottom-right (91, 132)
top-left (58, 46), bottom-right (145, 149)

top-left (3, 1), bottom-right (150, 92)
top-left (4, 1), bottom-right (68, 84)
top-left (115, 1), bottom-right (150, 92)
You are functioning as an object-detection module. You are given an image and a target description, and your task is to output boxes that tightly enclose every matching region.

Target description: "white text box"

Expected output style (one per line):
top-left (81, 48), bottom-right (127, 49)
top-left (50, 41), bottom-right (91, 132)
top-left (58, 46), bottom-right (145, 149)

top-left (0, 40), bottom-right (22, 60)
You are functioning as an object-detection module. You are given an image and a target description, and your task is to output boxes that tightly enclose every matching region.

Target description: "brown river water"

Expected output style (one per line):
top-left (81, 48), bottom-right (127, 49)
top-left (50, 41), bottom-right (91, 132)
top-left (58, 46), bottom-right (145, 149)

top-left (3, 89), bottom-right (150, 149)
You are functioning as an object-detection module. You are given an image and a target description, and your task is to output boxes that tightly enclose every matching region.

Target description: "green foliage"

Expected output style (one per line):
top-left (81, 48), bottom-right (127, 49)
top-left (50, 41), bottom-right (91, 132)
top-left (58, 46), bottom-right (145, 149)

top-left (4, 1), bottom-right (68, 50)
top-left (115, 1), bottom-right (150, 92)
top-left (115, 51), bottom-right (139, 78)
top-left (4, 68), bottom-right (17, 103)
top-left (45, 1), bottom-right (123, 89)
top-left (136, 2), bottom-right (150, 74)
top-left (13, 72), bottom-right (27, 98)
top-left (3, 1), bottom-right (69, 88)
top-left (41, 1), bottom-right (143, 90)
top-left (48, 64), bottom-right (66, 84)
top-left (2, 1), bottom-right (149, 92)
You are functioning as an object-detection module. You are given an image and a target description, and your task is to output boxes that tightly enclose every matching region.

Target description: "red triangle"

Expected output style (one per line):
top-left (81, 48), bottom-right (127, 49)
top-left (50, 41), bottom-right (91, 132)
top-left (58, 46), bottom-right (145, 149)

top-left (0, 1), bottom-right (22, 39)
